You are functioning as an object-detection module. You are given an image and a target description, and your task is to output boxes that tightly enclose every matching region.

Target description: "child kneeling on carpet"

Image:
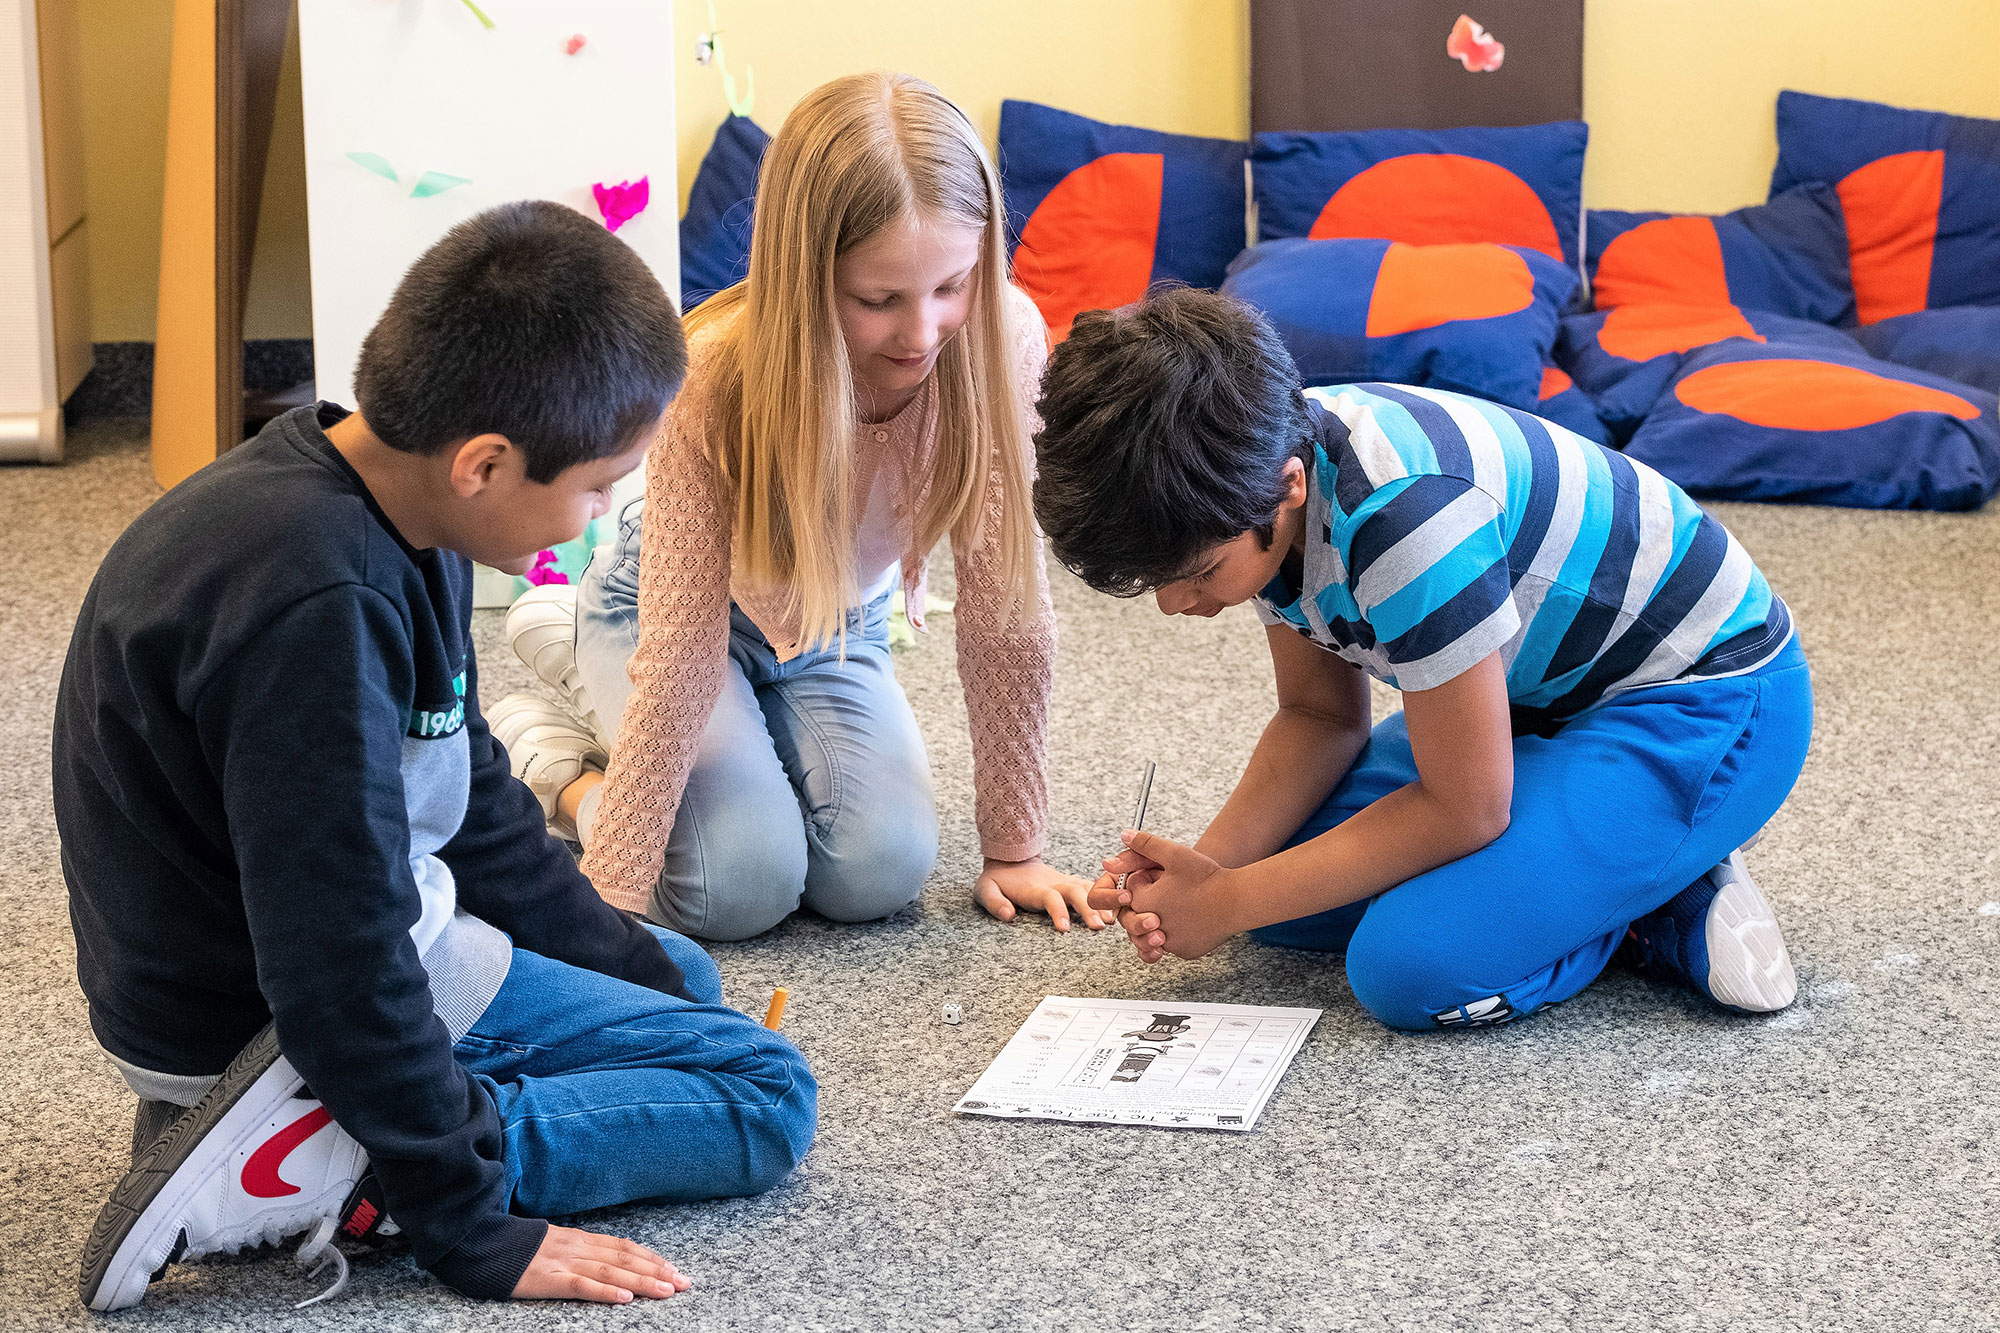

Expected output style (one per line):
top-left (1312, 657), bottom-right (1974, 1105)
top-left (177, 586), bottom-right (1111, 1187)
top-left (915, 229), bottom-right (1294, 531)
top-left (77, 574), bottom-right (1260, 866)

top-left (1034, 289), bottom-right (1813, 1030)
top-left (489, 72), bottom-right (1097, 940)
top-left (55, 202), bottom-right (815, 1313)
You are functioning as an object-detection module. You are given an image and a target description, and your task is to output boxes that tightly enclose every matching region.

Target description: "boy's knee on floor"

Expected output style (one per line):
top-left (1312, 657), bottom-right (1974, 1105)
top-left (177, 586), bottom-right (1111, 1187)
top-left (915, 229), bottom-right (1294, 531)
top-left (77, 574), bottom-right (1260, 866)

top-left (734, 1032), bottom-right (818, 1192)
top-left (1344, 925), bottom-right (1487, 1032)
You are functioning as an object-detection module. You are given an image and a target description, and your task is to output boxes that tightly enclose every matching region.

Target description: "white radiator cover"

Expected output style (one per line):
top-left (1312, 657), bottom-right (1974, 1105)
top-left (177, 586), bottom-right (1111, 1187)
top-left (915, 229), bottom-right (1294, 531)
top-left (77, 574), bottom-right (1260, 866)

top-left (0, 0), bottom-right (60, 463)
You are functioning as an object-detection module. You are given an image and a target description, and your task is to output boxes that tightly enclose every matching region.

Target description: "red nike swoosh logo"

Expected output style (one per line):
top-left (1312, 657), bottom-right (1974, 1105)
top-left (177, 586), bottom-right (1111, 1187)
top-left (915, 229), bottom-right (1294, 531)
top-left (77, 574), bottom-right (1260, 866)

top-left (241, 1107), bottom-right (333, 1199)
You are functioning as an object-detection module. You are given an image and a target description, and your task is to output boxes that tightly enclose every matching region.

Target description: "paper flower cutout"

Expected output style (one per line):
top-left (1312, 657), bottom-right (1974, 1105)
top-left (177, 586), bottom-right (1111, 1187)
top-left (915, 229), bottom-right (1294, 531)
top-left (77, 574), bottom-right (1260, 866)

top-left (1446, 14), bottom-right (1505, 72)
top-left (565, 33), bottom-right (587, 55)
top-left (409, 171), bottom-right (471, 198)
top-left (524, 550), bottom-right (569, 587)
top-left (592, 176), bottom-right (650, 233)
top-left (346, 151), bottom-right (399, 182)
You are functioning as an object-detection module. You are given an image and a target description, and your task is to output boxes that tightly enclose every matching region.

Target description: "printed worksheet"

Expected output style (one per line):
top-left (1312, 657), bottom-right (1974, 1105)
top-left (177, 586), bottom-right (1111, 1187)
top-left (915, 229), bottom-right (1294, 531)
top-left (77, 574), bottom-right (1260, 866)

top-left (954, 997), bottom-right (1322, 1131)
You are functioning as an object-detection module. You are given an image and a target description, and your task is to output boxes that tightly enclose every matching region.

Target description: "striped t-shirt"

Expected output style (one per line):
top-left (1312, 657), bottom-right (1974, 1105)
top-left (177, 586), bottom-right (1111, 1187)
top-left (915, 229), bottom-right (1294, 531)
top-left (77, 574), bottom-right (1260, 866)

top-left (1252, 384), bottom-right (1793, 725)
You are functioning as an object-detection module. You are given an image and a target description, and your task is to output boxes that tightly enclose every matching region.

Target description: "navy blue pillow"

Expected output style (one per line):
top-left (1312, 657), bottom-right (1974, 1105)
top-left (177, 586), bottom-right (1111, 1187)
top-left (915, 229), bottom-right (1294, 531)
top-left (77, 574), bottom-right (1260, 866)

top-left (1626, 340), bottom-right (2000, 511)
top-left (679, 115), bottom-right (769, 310)
top-left (1223, 237), bottom-right (1579, 412)
top-left (1850, 305), bottom-right (2000, 393)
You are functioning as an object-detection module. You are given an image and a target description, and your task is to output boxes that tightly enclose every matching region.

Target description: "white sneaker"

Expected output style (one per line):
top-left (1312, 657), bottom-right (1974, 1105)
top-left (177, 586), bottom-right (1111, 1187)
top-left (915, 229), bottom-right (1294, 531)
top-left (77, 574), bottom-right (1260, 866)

top-left (80, 1026), bottom-right (389, 1311)
top-left (1625, 850), bottom-right (1797, 1013)
top-left (487, 691), bottom-right (606, 840)
top-left (503, 584), bottom-right (603, 741)
top-left (1702, 851), bottom-right (1799, 1012)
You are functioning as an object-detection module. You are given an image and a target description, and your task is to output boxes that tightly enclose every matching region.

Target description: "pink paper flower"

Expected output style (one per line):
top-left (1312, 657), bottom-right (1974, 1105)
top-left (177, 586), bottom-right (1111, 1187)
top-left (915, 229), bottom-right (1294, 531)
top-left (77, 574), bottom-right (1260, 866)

top-left (524, 549), bottom-right (569, 586)
top-left (592, 176), bottom-right (650, 233)
top-left (1446, 14), bottom-right (1505, 72)
top-left (565, 33), bottom-right (586, 55)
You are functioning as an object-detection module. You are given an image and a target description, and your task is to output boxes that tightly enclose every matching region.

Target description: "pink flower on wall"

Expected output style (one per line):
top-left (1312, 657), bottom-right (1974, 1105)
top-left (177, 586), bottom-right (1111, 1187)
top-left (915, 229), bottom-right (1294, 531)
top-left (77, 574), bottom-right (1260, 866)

top-left (1446, 15), bottom-right (1505, 72)
top-left (592, 176), bottom-right (650, 233)
top-left (523, 549), bottom-right (569, 586)
top-left (565, 33), bottom-right (587, 55)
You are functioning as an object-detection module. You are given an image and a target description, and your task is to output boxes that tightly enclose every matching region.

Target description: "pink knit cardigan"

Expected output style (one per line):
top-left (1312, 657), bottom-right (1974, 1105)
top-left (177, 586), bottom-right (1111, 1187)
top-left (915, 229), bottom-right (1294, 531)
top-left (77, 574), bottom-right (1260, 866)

top-left (580, 292), bottom-right (1056, 912)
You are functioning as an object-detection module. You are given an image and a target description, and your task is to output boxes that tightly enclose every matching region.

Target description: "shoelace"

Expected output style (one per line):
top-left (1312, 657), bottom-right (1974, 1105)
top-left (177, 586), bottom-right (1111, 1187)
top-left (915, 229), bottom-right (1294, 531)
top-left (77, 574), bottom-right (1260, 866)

top-left (293, 1215), bottom-right (349, 1309)
top-left (183, 1208), bottom-right (350, 1309)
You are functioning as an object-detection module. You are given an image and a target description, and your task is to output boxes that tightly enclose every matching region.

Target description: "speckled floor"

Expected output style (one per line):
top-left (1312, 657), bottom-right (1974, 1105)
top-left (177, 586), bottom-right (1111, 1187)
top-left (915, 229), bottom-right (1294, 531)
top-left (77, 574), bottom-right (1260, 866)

top-left (3, 419), bottom-right (1995, 1331)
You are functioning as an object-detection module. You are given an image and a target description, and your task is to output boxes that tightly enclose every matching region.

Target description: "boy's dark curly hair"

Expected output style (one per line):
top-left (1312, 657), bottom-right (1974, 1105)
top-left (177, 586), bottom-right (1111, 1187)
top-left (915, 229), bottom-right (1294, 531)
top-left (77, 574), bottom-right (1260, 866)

top-left (1031, 287), bottom-right (1315, 596)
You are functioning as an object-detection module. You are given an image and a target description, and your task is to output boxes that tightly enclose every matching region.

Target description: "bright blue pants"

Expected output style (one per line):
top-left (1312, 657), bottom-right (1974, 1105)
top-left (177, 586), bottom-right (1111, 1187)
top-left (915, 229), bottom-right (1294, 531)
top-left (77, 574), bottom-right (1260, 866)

top-left (453, 926), bottom-right (817, 1217)
top-left (1250, 638), bottom-right (1814, 1030)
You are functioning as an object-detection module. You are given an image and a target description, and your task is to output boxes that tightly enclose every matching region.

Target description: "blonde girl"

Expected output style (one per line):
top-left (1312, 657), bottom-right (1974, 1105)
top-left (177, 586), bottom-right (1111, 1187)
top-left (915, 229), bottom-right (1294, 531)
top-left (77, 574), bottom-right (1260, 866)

top-left (491, 72), bottom-right (1098, 939)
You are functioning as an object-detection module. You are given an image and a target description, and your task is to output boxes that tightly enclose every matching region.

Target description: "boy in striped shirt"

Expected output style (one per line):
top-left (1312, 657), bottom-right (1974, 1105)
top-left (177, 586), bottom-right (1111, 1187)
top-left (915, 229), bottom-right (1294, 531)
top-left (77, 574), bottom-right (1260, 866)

top-left (1033, 290), bottom-right (1812, 1029)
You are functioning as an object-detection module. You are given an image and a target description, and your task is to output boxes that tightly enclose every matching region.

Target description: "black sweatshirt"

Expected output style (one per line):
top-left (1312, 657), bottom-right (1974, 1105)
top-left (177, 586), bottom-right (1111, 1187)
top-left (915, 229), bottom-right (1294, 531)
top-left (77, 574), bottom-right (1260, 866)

top-left (53, 404), bottom-right (689, 1297)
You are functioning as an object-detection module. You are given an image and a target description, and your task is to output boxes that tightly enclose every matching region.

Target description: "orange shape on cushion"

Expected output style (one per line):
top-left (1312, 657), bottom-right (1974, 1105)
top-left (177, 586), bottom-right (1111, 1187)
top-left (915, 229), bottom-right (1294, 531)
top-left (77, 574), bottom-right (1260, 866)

top-left (1310, 155), bottom-right (1563, 261)
top-left (1365, 241), bottom-right (1535, 338)
top-left (1838, 149), bottom-right (1944, 325)
top-left (1592, 215), bottom-right (1732, 311)
top-left (1539, 365), bottom-right (1573, 399)
top-left (1675, 357), bottom-right (1980, 429)
top-left (1598, 302), bottom-right (1764, 361)
top-left (1014, 152), bottom-right (1164, 342)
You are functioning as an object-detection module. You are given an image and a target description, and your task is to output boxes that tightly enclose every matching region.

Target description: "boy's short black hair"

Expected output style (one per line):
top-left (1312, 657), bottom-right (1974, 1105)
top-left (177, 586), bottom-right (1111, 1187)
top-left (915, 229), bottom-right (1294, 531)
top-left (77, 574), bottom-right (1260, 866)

top-left (1032, 287), bottom-right (1314, 596)
top-left (354, 200), bottom-right (687, 483)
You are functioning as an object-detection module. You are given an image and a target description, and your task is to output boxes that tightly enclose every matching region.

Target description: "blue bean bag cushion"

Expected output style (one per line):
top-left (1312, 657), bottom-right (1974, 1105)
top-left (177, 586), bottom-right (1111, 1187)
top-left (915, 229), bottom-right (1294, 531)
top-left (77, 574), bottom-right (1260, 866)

top-left (1250, 122), bottom-right (1589, 270)
top-left (1557, 305), bottom-right (1860, 443)
top-left (1222, 236), bottom-right (1579, 412)
top-left (999, 99), bottom-right (1246, 340)
top-left (1625, 340), bottom-right (2000, 510)
top-left (678, 115), bottom-right (769, 311)
top-left (1771, 91), bottom-right (2000, 322)
top-left (1586, 184), bottom-right (1854, 325)
top-left (1849, 305), bottom-right (2000, 393)
top-left (1533, 363), bottom-right (1609, 445)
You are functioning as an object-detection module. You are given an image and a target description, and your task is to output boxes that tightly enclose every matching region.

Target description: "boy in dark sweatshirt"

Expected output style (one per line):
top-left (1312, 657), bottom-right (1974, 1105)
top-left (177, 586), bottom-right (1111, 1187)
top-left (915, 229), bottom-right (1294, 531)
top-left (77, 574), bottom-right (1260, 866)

top-left (57, 201), bottom-right (815, 1312)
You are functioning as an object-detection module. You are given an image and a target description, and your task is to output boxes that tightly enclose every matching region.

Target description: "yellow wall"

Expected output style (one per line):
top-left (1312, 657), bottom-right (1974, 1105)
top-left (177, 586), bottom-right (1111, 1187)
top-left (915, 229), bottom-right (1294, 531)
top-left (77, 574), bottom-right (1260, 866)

top-left (68, 0), bottom-right (2000, 344)
top-left (1583, 0), bottom-right (2000, 212)
top-left (670, 1), bottom-right (1250, 211)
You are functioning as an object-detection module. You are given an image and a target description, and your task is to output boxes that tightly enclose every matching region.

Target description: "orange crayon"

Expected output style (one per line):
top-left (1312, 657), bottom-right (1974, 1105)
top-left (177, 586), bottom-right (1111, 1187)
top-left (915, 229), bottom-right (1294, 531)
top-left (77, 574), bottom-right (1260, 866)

top-left (763, 987), bottom-right (789, 1030)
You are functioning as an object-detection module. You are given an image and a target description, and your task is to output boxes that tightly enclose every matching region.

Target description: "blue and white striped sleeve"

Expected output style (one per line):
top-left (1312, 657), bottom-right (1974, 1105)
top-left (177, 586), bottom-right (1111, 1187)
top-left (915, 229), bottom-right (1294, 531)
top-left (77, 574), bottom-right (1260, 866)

top-left (1341, 473), bottom-right (1518, 692)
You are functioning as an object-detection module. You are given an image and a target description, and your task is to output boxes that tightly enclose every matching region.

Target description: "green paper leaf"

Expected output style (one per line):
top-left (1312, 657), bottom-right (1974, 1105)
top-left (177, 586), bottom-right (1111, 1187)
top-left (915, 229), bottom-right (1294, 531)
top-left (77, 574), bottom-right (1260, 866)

top-left (345, 151), bottom-right (398, 183)
top-left (409, 171), bottom-right (472, 198)
top-left (459, 0), bottom-right (495, 28)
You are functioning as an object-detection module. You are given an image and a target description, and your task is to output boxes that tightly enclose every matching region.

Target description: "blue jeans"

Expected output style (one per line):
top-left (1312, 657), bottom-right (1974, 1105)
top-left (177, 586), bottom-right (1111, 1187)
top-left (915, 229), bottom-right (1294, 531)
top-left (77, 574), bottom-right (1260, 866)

top-left (453, 925), bottom-right (816, 1218)
top-left (1251, 638), bottom-right (1815, 1030)
top-left (576, 499), bottom-right (938, 941)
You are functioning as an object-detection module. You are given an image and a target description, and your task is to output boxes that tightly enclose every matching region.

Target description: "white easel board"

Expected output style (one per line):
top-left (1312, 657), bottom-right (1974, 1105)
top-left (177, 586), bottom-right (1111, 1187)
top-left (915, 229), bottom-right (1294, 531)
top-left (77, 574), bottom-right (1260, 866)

top-left (955, 997), bottom-right (1321, 1131)
top-left (296, 0), bottom-right (681, 410)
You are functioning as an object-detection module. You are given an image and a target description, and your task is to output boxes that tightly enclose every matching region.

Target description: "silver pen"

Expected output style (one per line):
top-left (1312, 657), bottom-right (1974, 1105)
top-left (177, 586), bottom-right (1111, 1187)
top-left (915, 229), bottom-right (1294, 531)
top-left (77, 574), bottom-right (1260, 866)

top-left (1129, 760), bottom-right (1156, 834)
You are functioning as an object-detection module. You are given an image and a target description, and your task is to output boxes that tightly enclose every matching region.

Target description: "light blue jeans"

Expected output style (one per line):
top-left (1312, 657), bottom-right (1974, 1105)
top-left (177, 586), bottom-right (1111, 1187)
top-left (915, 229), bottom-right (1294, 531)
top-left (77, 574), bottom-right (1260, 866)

top-left (455, 924), bottom-right (816, 1217)
top-left (576, 499), bottom-right (938, 941)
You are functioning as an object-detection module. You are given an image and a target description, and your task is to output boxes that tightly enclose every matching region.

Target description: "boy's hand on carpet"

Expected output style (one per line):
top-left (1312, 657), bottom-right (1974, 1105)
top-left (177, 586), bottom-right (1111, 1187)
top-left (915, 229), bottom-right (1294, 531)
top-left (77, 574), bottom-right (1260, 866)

top-left (975, 857), bottom-right (1106, 931)
top-left (512, 1225), bottom-right (692, 1303)
top-left (1112, 830), bottom-right (1242, 962)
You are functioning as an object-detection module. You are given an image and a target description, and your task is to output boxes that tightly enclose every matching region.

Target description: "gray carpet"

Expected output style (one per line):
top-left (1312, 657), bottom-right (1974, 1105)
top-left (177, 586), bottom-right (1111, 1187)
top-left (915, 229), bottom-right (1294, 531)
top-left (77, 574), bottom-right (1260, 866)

top-left (3, 420), bottom-right (1995, 1331)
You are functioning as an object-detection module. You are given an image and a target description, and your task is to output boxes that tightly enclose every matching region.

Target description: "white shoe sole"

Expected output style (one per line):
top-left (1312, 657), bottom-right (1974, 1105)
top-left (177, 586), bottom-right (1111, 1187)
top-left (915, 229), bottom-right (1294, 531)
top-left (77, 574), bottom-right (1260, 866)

top-left (80, 1027), bottom-right (348, 1311)
top-left (1703, 860), bottom-right (1798, 1012)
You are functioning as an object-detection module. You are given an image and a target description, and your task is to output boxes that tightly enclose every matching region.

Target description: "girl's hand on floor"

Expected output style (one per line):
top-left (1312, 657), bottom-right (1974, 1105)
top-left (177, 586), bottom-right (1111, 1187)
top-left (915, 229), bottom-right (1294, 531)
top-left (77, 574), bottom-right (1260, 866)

top-left (976, 857), bottom-right (1105, 931)
top-left (512, 1225), bottom-right (692, 1303)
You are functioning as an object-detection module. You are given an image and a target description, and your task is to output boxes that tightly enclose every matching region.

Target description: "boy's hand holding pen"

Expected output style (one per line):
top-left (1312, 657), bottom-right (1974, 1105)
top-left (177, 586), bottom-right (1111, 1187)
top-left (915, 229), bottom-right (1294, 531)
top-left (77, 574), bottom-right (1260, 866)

top-left (1090, 760), bottom-right (1240, 964)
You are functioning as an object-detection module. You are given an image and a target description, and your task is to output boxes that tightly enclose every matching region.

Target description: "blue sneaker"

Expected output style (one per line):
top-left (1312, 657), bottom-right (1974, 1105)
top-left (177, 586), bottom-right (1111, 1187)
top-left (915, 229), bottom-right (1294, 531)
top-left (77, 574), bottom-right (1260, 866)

top-left (1624, 852), bottom-right (1797, 1012)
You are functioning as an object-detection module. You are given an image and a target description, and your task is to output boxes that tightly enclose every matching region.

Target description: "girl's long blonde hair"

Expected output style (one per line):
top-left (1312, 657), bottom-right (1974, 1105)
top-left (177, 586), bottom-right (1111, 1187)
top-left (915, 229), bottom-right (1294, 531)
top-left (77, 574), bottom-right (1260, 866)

top-left (686, 71), bottom-right (1037, 650)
